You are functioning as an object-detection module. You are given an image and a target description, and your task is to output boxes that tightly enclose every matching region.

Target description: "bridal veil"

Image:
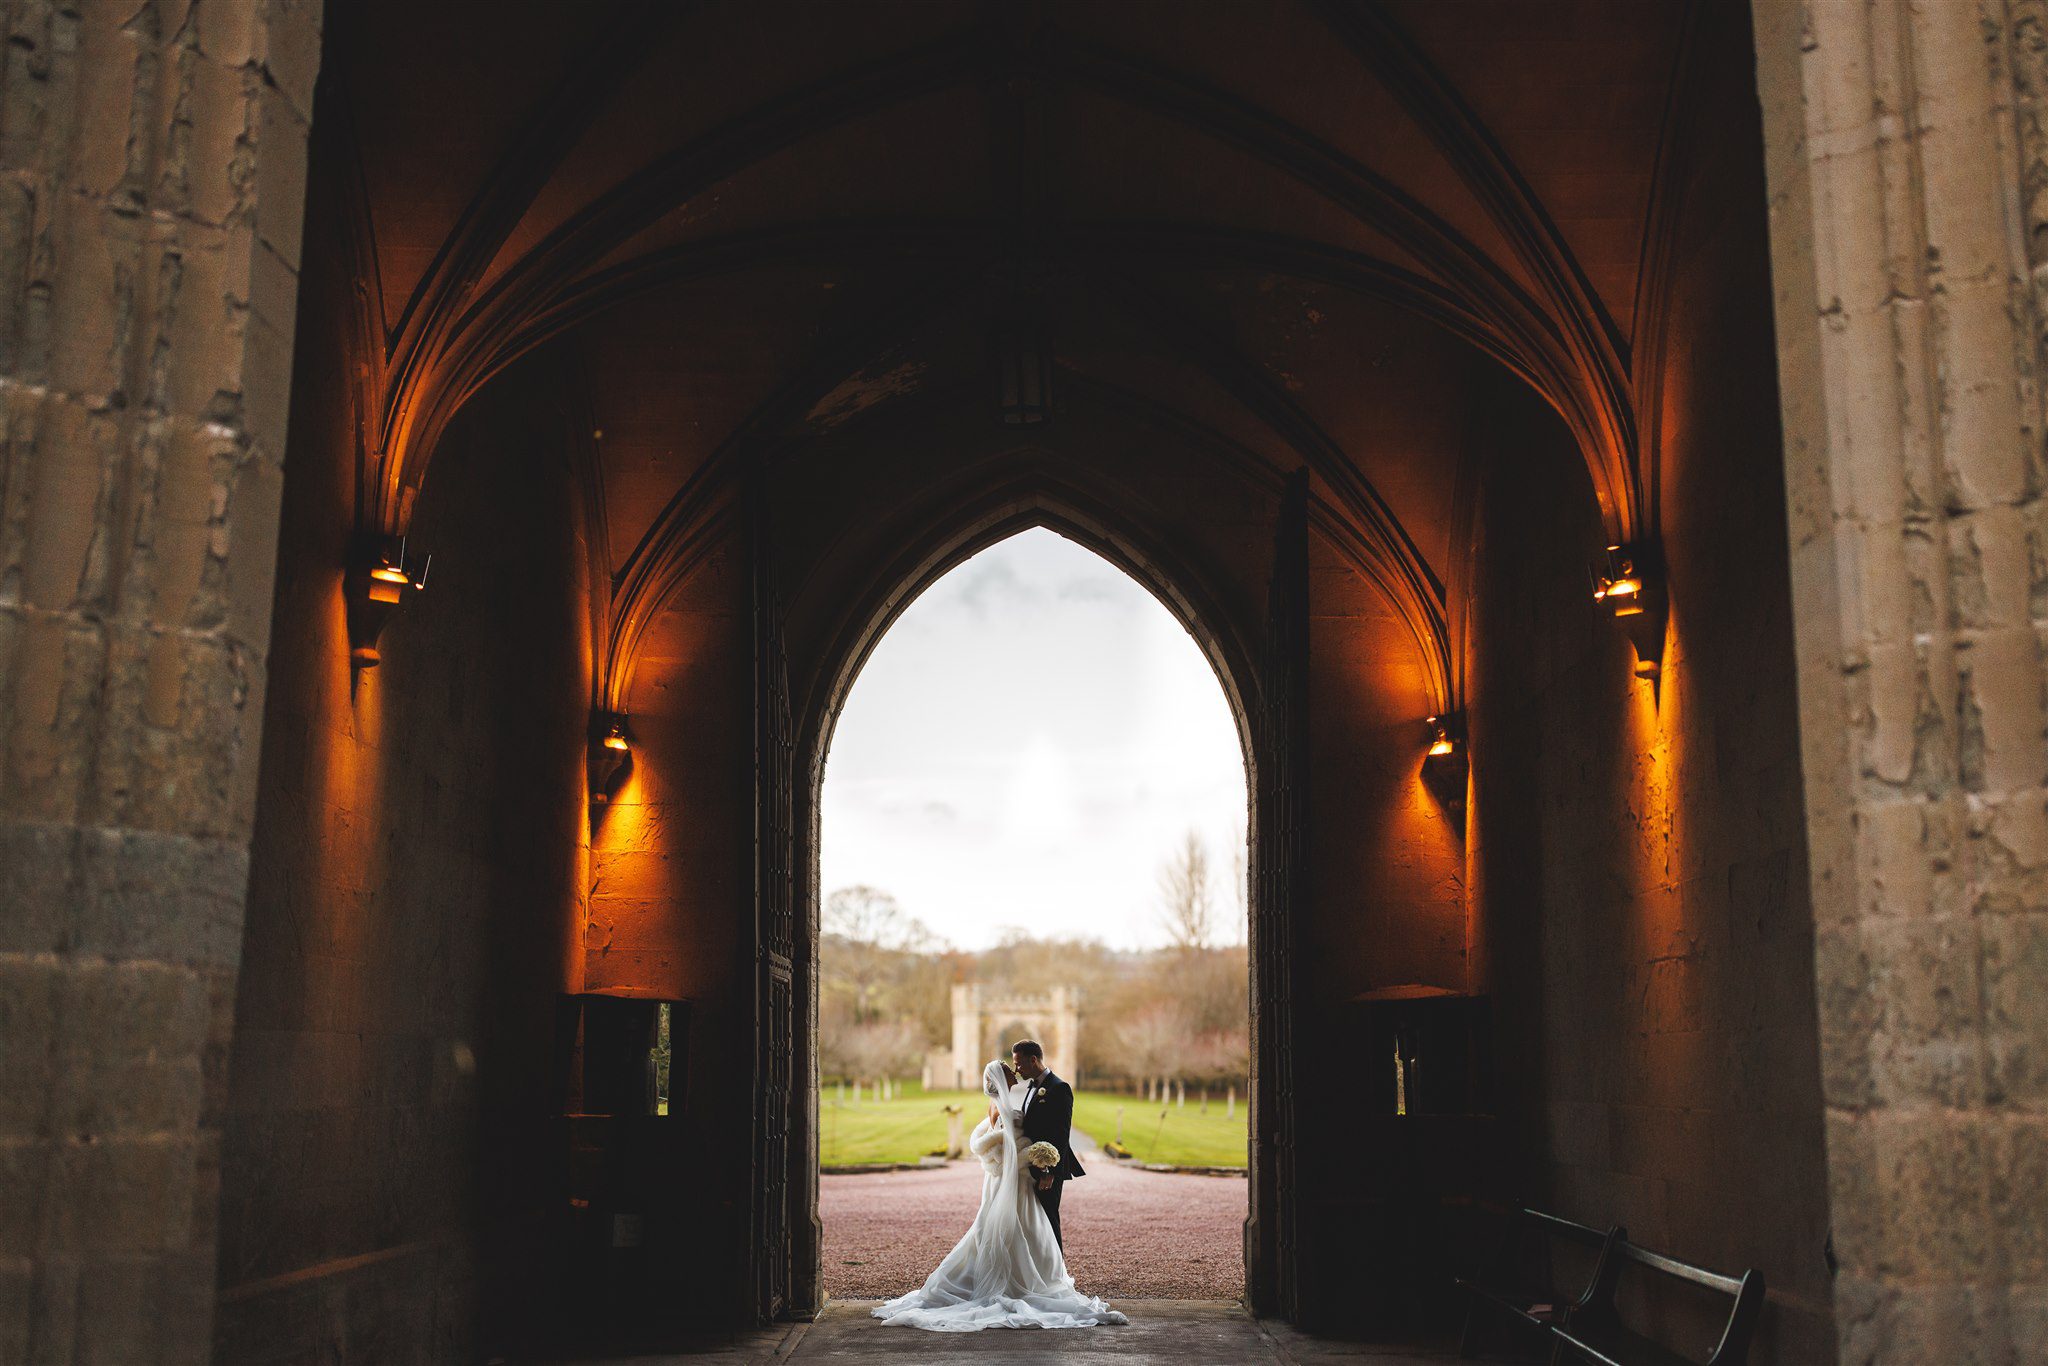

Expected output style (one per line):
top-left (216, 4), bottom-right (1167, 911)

top-left (871, 1059), bottom-right (1127, 1331)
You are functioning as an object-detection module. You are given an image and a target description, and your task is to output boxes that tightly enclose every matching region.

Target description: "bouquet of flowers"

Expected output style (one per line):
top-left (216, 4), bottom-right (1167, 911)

top-left (1023, 1141), bottom-right (1061, 1173)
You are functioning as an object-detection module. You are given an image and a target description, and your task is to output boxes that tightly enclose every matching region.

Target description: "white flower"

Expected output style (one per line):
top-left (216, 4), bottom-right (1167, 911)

top-left (1024, 1141), bottom-right (1060, 1171)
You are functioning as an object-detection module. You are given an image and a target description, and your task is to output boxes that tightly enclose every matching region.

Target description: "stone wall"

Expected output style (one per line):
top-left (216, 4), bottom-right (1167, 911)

top-left (1752, 0), bottom-right (2048, 1357)
top-left (1298, 515), bottom-right (1471, 1327)
top-left (582, 540), bottom-right (757, 1320)
top-left (1466, 379), bottom-right (1834, 1360)
top-left (0, 2), bottom-right (319, 1361)
top-left (1305, 552), bottom-right (1467, 997)
top-left (211, 195), bottom-right (590, 1362)
top-left (1464, 14), bottom-right (1836, 1359)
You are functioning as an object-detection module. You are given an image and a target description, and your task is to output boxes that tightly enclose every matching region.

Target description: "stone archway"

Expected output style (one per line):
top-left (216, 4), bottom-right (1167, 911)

top-left (763, 467), bottom-right (1307, 1322)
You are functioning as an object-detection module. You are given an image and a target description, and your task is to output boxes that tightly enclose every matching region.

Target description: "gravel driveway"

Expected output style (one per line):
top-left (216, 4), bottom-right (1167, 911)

top-left (821, 1153), bottom-right (1246, 1302)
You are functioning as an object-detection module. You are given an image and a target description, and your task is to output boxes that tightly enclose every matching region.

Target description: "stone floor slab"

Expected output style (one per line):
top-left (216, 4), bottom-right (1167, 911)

top-left (555, 1301), bottom-right (1474, 1365)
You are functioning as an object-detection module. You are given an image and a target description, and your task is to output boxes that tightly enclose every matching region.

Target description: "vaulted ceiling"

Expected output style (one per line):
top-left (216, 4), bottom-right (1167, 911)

top-left (323, 0), bottom-right (1696, 707)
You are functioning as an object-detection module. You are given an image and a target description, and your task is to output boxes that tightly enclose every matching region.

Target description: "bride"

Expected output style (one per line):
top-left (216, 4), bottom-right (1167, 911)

top-left (873, 1059), bottom-right (1129, 1332)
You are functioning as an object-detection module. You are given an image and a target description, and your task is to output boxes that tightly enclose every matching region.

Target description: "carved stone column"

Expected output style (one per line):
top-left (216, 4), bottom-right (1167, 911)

top-left (0, 1), bottom-right (318, 1360)
top-left (752, 477), bottom-right (797, 1321)
top-left (1249, 470), bottom-right (1307, 1321)
top-left (1755, 0), bottom-right (2048, 1357)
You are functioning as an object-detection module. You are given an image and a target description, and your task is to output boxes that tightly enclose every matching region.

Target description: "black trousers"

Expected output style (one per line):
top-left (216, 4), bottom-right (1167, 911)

top-left (1036, 1177), bottom-right (1065, 1246)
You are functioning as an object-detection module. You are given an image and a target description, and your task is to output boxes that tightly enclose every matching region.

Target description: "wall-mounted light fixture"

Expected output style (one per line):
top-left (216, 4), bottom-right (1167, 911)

top-left (345, 534), bottom-right (430, 667)
top-left (589, 711), bottom-right (632, 807)
top-left (1421, 712), bottom-right (1467, 832)
top-left (1592, 542), bottom-right (1666, 680)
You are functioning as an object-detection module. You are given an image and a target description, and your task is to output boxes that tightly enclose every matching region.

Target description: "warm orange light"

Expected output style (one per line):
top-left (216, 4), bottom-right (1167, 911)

top-left (346, 537), bottom-right (428, 668)
top-left (1418, 714), bottom-right (1467, 826)
top-left (1593, 544), bottom-right (1643, 605)
top-left (1592, 543), bottom-right (1665, 677)
top-left (591, 715), bottom-right (633, 807)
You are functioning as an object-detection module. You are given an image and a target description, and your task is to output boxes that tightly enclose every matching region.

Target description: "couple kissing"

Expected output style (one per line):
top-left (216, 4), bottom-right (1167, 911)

top-left (872, 1039), bottom-right (1127, 1333)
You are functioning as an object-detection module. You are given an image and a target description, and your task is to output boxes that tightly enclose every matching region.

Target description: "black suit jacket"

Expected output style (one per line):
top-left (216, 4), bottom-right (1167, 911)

top-left (1020, 1071), bottom-right (1084, 1180)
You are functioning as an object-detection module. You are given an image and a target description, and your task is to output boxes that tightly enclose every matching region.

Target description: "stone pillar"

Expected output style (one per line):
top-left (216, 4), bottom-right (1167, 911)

top-left (0, 1), bottom-right (318, 1361)
top-left (1754, 0), bottom-right (2048, 1357)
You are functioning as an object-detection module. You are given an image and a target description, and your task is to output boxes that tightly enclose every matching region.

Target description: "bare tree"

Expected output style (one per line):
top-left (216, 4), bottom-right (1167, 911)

top-left (1157, 829), bottom-right (1216, 951)
top-left (825, 884), bottom-right (934, 1023)
top-left (1185, 1026), bottom-right (1249, 1086)
top-left (826, 884), bottom-right (907, 943)
top-left (838, 1018), bottom-right (924, 1091)
top-left (818, 991), bottom-right (856, 1079)
top-left (1118, 999), bottom-right (1193, 1097)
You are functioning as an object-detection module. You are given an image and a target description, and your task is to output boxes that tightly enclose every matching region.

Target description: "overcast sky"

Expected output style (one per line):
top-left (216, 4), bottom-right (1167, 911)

top-left (820, 528), bottom-right (1248, 951)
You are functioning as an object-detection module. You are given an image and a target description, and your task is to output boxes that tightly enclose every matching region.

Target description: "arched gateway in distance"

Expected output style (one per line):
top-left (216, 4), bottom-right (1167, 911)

top-left (927, 983), bottom-right (1084, 1091)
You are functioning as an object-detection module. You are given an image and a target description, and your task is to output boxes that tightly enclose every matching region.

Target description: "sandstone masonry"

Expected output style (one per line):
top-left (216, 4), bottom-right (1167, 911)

top-left (0, 1), bottom-right (318, 1361)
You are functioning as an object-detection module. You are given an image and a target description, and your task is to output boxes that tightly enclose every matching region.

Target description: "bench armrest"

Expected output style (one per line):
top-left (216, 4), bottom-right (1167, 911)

top-left (1550, 1325), bottom-right (1629, 1366)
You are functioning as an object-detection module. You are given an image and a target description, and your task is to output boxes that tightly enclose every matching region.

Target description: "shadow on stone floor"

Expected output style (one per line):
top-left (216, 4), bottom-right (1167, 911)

top-left (545, 1299), bottom-right (1523, 1365)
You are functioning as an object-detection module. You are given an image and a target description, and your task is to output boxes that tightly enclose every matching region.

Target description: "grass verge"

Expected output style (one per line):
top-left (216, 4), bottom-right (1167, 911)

top-left (1071, 1091), bottom-right (1247, 1168)
top-left (819, 1083), bottom-right (1248, 1169)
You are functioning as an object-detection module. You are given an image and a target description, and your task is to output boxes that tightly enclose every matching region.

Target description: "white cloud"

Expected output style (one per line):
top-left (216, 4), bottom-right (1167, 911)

top-left (821, 527), bottom-right (1248, 950)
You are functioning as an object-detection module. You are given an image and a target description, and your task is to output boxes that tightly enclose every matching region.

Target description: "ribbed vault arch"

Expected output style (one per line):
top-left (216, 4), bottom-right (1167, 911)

top-left (337, 4), bottom-right (1662, 573)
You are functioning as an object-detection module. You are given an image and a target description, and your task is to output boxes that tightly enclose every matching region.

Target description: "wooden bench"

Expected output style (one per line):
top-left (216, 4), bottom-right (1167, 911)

top-left (1456, 1206), bottom-right (1621, 1356)
top-left (1551, 1238), bottom-right (1764, 1366)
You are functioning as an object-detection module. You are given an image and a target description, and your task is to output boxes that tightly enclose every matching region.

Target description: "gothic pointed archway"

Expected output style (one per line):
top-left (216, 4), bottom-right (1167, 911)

top-left (747, 462), bottom-right (1307, 1319)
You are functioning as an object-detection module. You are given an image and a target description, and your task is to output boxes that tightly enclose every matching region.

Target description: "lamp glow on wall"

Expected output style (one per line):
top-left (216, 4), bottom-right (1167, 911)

top-left (345, 534), bottom-right (430, 667)
top-left (1421, 712), bottom-right (1467, 832)
top-left (589, 712), bottom-right (632, 808)
top-left (1592, 542), bottom-right (1666, 680)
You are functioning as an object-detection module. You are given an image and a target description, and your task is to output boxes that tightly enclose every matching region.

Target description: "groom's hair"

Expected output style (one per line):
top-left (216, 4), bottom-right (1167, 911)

top-left (1011, 1039), bottom-right (1043, 1059)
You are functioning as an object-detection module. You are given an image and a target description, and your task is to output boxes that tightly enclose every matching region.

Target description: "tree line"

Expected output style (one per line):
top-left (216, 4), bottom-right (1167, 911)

top-left (820, 829), bottom-right (1249, 1096)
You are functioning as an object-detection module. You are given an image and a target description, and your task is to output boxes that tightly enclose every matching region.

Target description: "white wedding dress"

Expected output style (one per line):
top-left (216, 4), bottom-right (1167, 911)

top-left (872, 1060), bottom-right (1129, 1332)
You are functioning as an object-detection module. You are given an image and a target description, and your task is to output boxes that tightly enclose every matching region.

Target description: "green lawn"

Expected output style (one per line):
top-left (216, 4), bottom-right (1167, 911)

top-left (1071, 1091), bottom-right (1247, 1169)
top-left (818, 1083), bottom-right (1247, 1169)
top-left (819, 1084), bottom-right (984, 1167)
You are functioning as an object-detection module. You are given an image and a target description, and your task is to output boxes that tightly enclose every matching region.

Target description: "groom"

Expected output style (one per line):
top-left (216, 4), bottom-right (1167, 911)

top-left (1011, 1039), bottom-right (1083, 1246)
